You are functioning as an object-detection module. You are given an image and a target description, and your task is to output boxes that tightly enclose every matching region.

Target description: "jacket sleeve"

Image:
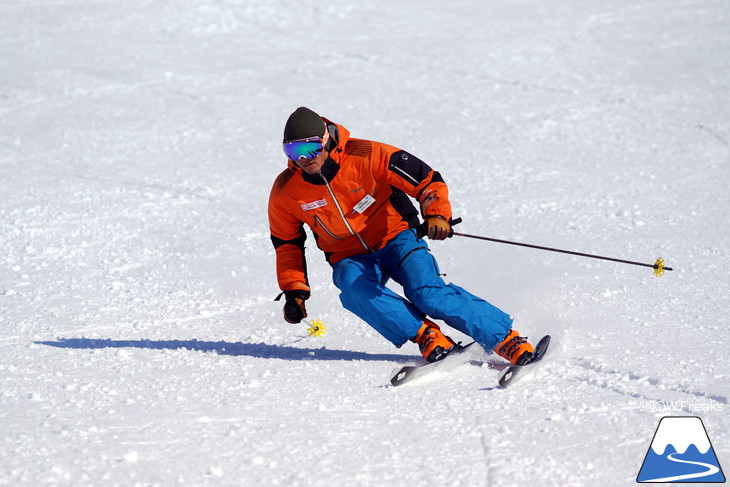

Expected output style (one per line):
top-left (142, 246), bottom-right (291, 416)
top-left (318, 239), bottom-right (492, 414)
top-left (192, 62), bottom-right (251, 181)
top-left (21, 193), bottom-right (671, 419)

top-left (268, 178), bottom-right (311, 296)
top-left (375, 144), bottom-right (452, 221)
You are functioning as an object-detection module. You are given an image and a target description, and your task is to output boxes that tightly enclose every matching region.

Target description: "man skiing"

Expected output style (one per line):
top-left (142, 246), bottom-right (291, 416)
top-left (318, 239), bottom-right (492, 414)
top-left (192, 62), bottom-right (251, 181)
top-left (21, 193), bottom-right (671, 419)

top-left (268, 107), bottom-right (535, 365)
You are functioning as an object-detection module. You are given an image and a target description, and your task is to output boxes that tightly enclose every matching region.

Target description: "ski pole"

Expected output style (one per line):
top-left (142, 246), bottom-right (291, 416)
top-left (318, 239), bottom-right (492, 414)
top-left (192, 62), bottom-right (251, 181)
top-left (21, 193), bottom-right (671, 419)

top-left (452, 231), bottom-right (672, 276)
top-left (420, 218), bottom-right (674, 276)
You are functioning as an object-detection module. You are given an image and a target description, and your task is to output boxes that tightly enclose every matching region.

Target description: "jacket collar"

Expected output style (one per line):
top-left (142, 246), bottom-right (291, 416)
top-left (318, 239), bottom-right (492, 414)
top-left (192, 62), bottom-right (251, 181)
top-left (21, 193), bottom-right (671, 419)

top-left (302, 157), bottom-right (339, 185)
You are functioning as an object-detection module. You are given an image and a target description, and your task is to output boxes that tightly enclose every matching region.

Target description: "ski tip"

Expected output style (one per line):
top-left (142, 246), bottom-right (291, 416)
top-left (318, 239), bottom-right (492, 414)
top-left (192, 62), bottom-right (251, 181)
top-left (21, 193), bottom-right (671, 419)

top-left (534, 335), bottom-right (551, 358)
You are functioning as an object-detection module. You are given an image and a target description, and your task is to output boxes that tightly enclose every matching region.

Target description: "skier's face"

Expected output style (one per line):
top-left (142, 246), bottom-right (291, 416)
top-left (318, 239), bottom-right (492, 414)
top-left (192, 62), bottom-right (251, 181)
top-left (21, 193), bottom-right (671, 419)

top-left (297, 149), bottom-right (328, 175)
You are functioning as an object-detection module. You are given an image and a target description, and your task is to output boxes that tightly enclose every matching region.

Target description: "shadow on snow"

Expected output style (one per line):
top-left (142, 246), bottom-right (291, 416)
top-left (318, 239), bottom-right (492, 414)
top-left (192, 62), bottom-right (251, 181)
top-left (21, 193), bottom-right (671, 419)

top-left (35, 337), bottom-right (413, 363)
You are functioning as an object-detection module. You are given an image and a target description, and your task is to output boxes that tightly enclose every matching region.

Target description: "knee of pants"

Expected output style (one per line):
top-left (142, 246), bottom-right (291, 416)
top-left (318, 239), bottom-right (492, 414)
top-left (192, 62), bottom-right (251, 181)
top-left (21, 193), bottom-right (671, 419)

top-left (406, 285), bottom-right (445, 316)
top-left (333, 260), bottom-right (358, 290)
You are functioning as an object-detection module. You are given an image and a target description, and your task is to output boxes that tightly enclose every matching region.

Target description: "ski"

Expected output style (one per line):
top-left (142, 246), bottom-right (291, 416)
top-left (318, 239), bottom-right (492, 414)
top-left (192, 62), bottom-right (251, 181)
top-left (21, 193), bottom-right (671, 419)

top-left (497, 335), bottom-right (551, 388)
top-left (390, 341), bottom-right (477, 387)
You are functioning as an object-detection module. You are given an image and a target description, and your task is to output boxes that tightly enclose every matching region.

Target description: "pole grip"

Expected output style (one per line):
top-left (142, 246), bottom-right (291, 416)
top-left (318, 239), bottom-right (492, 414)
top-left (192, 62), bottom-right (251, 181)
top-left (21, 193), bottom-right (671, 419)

top-left (417, 217), bottom-right (463, 239)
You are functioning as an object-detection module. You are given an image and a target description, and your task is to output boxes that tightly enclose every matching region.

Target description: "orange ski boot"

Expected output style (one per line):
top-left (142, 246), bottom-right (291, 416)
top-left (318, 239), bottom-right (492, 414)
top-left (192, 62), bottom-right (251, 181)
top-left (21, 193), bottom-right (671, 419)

top-left (494, 329), bottom-right (535, 365)
top-left (412, 320), bottom-right (457, 363)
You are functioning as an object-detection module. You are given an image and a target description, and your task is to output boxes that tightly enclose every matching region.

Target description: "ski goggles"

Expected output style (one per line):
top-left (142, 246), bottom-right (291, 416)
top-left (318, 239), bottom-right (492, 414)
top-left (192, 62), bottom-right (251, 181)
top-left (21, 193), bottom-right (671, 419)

top-left (283, 131), bottom-right (330, 162)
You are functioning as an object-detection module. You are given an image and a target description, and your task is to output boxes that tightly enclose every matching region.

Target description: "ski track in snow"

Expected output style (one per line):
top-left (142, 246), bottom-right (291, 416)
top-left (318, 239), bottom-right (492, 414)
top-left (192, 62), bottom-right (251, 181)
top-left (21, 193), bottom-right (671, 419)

top-left (1, 0), bottom-right (729, 485)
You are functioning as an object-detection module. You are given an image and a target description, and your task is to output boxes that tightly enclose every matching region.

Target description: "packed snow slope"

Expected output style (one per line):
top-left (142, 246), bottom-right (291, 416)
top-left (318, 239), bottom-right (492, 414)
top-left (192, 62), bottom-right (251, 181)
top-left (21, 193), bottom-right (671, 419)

top-left (1, 0), bottom-right (729, 486)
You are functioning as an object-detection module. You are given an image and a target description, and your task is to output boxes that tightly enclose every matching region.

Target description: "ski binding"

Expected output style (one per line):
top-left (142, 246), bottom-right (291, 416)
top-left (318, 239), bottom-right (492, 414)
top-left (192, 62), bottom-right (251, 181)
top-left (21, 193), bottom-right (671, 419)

top-left (497, 335), bottom-right (551, 388)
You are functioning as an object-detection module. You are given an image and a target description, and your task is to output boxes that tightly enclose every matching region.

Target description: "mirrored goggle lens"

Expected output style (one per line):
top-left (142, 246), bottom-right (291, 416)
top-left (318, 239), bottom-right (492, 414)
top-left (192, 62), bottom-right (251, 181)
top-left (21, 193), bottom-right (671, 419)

top-left (283, 138), bottom-right (324, 161)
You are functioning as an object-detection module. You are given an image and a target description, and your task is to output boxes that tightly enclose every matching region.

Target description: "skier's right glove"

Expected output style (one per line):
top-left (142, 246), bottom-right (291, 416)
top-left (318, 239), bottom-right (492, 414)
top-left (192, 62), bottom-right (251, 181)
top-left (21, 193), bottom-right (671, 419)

top-left (283, 290), bottom-right (309, 324)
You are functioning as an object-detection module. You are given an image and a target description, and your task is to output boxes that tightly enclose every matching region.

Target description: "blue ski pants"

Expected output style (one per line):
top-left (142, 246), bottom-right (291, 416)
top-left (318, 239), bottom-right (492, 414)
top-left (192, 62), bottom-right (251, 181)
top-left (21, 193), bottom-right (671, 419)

top-left (332, 229), bottom-right (513, 352)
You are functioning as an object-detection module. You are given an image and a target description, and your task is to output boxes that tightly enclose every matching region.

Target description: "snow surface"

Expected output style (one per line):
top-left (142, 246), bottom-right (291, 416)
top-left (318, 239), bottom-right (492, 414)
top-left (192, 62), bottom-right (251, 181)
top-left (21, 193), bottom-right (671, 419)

top-left (1, 0), bottom-right (729, 486)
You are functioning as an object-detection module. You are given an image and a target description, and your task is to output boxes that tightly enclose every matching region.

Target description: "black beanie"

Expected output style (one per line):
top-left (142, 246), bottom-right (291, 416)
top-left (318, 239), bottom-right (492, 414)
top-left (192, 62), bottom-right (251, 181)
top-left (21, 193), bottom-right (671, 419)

top-left (283, 107), bottom-right (326, 142)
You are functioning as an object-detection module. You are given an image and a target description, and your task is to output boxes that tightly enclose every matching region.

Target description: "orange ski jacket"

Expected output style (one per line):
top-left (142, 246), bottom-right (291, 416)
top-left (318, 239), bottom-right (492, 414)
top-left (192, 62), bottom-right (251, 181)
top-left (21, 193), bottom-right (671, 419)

top-left (268, 119), bottom-right (452, 295)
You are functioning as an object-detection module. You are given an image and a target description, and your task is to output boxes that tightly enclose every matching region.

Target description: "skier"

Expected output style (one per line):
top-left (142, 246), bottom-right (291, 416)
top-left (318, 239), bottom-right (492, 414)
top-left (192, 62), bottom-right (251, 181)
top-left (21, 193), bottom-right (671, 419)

top-left (268, 107), bottom-right (535, 365)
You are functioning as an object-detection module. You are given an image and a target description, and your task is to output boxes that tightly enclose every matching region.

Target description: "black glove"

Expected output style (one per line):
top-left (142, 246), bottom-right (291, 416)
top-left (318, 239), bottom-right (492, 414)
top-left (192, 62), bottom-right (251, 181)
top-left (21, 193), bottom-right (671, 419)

top-left (283, 290), bottom-right (309, 324)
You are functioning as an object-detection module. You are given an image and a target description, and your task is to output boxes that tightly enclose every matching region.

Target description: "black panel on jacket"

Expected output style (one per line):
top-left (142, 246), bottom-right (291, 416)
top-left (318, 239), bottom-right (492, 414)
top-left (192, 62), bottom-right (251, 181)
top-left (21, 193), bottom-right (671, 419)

top-left (389, 186), bottom-right (420, 228)
top-left (387, 150), bottom-right (433, 186)
top-left (271, 226), bottom-right (307, 249)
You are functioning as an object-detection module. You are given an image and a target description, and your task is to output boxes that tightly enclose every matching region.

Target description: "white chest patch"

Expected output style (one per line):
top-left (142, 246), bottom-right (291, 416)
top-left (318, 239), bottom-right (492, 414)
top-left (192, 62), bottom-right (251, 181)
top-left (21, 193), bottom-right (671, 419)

top-left (301, 199), bottom-right (328, 211)
top-left (353, 194), bottom-right (376, 214)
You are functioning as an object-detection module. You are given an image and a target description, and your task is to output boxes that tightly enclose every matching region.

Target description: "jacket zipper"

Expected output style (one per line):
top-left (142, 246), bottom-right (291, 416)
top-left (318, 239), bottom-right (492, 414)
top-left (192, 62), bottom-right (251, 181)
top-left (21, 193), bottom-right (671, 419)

top-left (313, 215), bottom-right (343, 240)
top-left (318, 171), bottom-right (373, 252)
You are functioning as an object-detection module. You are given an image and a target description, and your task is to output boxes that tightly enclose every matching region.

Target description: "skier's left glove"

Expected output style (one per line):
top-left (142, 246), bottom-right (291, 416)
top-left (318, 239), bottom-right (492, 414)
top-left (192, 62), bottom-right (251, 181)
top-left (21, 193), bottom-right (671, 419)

top-left (283, 290), bottom-right (309, 324)
top-left (425, 216), bottom-right (451, 240)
